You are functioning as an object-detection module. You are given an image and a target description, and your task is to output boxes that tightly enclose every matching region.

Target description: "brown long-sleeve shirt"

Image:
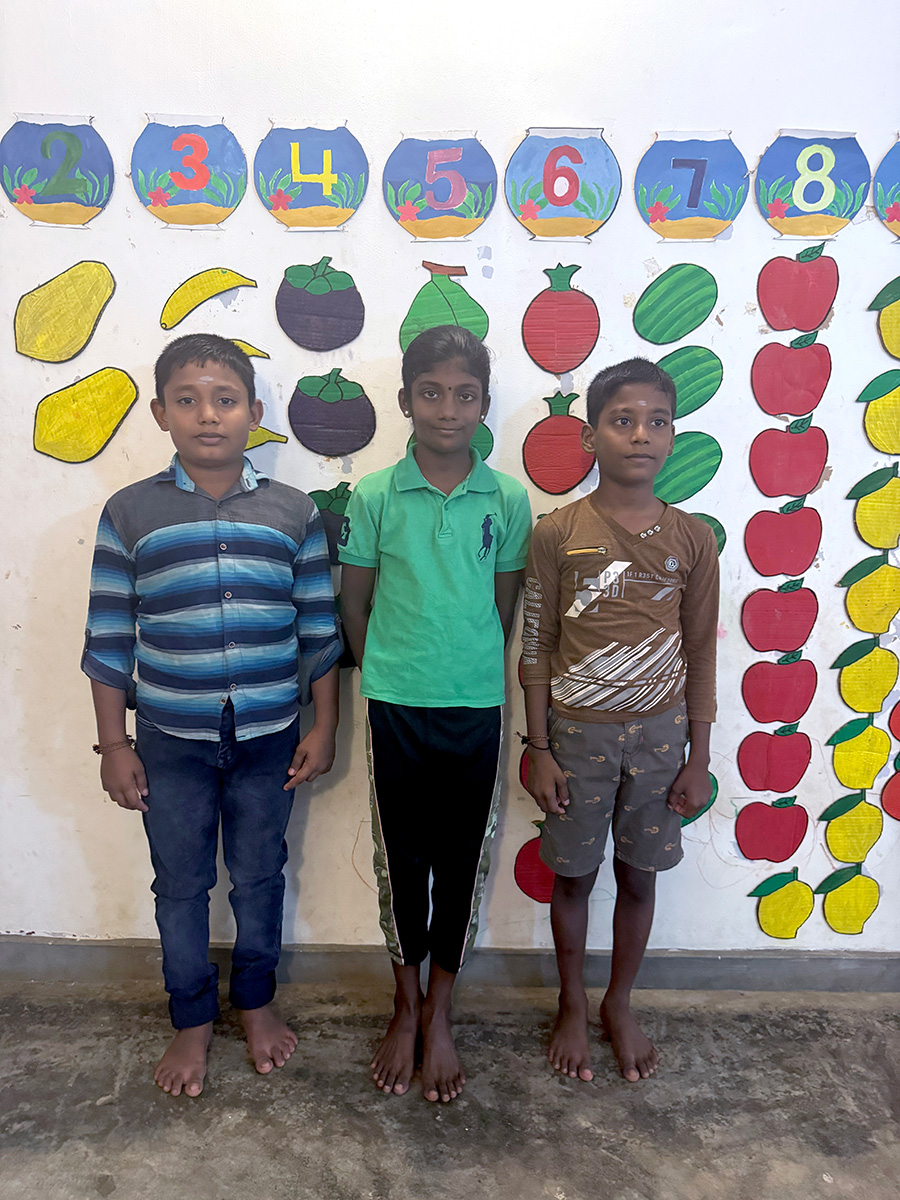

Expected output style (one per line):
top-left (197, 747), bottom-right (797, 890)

top-left (521, 494), bottom-right (719, 723)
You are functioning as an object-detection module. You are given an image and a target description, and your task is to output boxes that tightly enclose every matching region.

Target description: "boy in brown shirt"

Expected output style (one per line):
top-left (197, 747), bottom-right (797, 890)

top-left (521, 358), bottom-right (719, 1084)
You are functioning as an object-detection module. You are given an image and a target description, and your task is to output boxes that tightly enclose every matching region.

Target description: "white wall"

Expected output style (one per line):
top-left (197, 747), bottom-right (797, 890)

top-left (1, 0), bottom-right (897, 954)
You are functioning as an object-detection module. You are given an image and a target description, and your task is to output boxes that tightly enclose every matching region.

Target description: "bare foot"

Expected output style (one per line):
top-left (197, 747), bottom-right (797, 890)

top-left (238, 1003), bottom-right (297, 1074)
top-left (420, 1000), bottom-right (465, 1102)
top-left (371, 998), bottom-right (421, 1095)
top-left (599, 996), bottom-right (658, 1082)
top-left (154, 1023), bottom-right (212, 1097)
top-left (548, 990), bottom-right (594, 1081)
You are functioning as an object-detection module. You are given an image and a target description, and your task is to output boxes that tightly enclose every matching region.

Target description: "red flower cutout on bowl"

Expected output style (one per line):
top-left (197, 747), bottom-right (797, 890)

top-left (397, 200), bottom-right (420, 221)
top-left (519, 198), bottom-right (542, 220)
top-left (269, 189), bottom-right (291, 211)
top-left (886, 201), bottom-right (900, 223)
top-left (767, 198), bottom-right (789, 219)
top-left (647, 201), bottom-right (669, 223)
top-left (148, 187), bottom-right (170, 207)
top-left (13, 184), bottom-right (35, 204)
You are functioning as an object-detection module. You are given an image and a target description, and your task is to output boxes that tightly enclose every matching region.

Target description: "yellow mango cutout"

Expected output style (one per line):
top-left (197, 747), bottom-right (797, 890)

top-left (824, 799), bottom-right (883, 863)
top-left (846, 564), bottom-right (900, 634)
top-left (878, 300), bottom-right (900, 359)
top-left (823, 875), bottom-right (879, 935)
top-left (855, 478), bottom-right (900, 549)
top-left (831, 725), bottom-right (891, 790)
top-left (757, 880), bottom-right (814, 940)
top-left (839, 647), bottom-right (899, 713)
top-left (34, 368), bottom-right (137, 463)
top-left (15, 261), bottom-right (115, 363)
top-left (863, 388), bottom-right (900, 454)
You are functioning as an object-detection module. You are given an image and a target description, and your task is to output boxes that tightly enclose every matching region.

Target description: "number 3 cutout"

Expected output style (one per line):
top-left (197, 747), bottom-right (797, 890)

top-left (170, 133), bottom-right (210, 192)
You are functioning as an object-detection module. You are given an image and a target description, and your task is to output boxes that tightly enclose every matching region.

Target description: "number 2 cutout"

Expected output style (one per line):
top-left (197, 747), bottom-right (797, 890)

top-left (169, 133), bottom-right (210, 191)
top-left (41, 131), bottom-right (88, 197)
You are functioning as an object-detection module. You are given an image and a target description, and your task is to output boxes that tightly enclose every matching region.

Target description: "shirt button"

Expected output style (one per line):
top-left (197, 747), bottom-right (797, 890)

top-left (230, 683), bottom-right (237, 692)
top-left (224, 591), bottom-right (232, 599)
top-left (220, 697), bottom-right (227, 705)
top-left (228, 641), bottom-right (236, 649)
top-left (220, 543), bottom-right (227, 551)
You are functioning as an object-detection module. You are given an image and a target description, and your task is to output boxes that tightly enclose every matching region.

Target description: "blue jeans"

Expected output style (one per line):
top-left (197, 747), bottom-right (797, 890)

top-left (135, 703), bottom-right (298, 1029)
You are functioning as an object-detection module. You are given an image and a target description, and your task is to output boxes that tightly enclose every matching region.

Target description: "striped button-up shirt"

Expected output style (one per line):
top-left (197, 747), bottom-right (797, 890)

top-left (82, 456), bottom-right (341, 742)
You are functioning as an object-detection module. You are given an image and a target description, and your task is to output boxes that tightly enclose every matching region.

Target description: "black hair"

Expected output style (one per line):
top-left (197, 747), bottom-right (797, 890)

top-left (154, 333), bottom-right (256, 404)
top-left (585, 357), bottom-right (676, 427)
top-left (401, 325), bottom-right (491, 399)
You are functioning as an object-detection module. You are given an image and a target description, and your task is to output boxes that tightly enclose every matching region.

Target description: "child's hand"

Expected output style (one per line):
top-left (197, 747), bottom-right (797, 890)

top-left (666, 761), bottom-right (712, 820)
top-left (100, 747), bottom-right (149, 812)
top-left (525, 748), bottom-right (570, 815)
top-left (284, 725), bottom-right (336, 790)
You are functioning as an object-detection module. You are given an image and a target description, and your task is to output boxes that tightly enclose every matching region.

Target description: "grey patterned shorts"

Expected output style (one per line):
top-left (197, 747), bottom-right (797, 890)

top-left (539, 702), bottom-right (688, 877)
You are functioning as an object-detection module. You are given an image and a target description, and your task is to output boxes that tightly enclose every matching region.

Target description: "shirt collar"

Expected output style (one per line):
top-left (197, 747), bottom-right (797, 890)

top-left (159, 455), bottom-right (267, 495)
top-left (394, 444), bottom-right (497, 495)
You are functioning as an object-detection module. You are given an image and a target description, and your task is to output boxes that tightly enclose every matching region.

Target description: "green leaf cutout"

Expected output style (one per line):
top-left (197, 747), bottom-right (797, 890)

top-left (788, 416), bottom-right (813, 434)
top-left (778, 651), bottom-right (802, 665)
top-left (772, 796), bottom-right (798, 808)
top-left (790, 333), bottom-right (818, 349)
top-left (846, 463), bottom-right (899, 499)
top-left (826, 719), bottom-right (872, 747)
top-left (749, 867), bottom-right (798, 898)
top-left (779, 578), bottom-right (804, 592)
top-left (838, 555), bottom-right (885, 587)
top-left (780, 498), bottom-right (806, 514)
top-left (797, 243), bottom-right (825, 263)
top-left (831, 637), bottom-right (879, 669)
top-left (856, 371), bottom-right (900, 404)
top-left (814, 864), bottom-right (862, 894)
top-left (868, 276), bottom-right (900, 312)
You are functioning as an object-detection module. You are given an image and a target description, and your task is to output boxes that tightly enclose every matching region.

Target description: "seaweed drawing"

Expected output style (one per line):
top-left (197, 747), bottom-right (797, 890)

top-left (703, 179), bottom-right (746, 221)
top-left (638, 182), bottom-right (682, 216)
top-left (876, 181), bottom-right (900, 219)
top-left (508, 177), bottom-right (548, 215)
top-left (323, 172), bottom-right (367, 210)
top-left (572, 179), bottom-right (616, 222)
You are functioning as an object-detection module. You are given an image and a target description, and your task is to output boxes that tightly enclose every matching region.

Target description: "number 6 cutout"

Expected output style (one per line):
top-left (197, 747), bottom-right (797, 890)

top-left (505, 128), bottom-right (621, 239)
top-left (383, 135), bottom-right (497, 239)
top-left (0, 119), bottom-right (113, 225)
top-left (131, 120), bottom-right (247, 226)
top-left (253, 126), bottom-right (368, 229)
top-left (634, 132), bottom-right (748, 240)
top-left (755, 130), bottom-right (870, 238)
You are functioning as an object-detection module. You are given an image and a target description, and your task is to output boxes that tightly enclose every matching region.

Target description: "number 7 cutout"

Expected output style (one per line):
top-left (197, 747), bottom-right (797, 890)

top-left (131, 119), bottom-right (247, 226)
top-left (253, 126), bottom-right (368, 229)
top-left (634, 132), bottom-right (748, 240)
top-left (505, 128), bottom-right (621, 239)
top-left (0, 118), bottom-right (113, 225)
top-left (755, 130), bottom-right (869, 238)
top-left (383, 135), bottom-right (497, 239)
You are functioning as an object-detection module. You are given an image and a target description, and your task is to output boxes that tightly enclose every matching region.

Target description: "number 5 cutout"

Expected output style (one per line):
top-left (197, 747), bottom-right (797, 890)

top-left (755, 130), bottom-right (870, 238)
top-left (634, 133), bottom-right (748, 240)
top-left (384, 135), bottom-right (497, 239)
top-left (131, 120), bottom-right (247, 226)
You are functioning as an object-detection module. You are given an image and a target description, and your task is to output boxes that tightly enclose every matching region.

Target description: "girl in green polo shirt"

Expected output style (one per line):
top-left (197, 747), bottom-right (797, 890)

top-left (339, 326), bottom-right (532, 1104)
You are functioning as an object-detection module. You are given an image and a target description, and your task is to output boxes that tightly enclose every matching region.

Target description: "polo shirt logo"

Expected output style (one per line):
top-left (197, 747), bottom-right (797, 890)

top-left (338, 516), bottom-right (350, 547)
top-left (477, 513), bottom-right (495, 561)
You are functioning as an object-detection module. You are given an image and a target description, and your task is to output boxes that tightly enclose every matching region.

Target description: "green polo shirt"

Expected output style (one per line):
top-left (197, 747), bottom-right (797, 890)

top-left (338, 446), bottom-right (532, 707)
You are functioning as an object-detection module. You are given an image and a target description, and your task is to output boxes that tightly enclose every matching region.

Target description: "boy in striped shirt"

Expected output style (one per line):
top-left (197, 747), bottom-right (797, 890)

top-left (83, 334), bottom-right (341, 1097)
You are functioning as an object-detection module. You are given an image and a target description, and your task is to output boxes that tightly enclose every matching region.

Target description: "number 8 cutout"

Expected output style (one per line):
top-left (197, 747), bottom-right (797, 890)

top-left (383, 135), bottom-right (497, 239)
top-left (634, 132), bottom-right (748, 240)
top-left (755, 130), bottom-right (870, 238)
top-left (505, 128), bottom-right (621, 239)
top-left (0, 119), bottom-right (113, 225)
top-left (131, 120), bottom-right (248, 226)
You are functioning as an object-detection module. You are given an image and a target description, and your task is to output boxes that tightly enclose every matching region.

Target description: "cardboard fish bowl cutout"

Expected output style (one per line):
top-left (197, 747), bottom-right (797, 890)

top-left (634, 132), bottom-right (748, 239)
top-left (382, 134), bottom-right (497, 239)
top-left (131, 119), bottom-right (247, 225)
top-left (0, 118), bottom-right (113, 225)
top-left (254, 125), bottom-right (368, 229)
top-left (505, 128), bottom-right (621, 239)
top-left (755, 130), bottom-right (869, 237)
top-left (873, 141), bottom-right (900, 238)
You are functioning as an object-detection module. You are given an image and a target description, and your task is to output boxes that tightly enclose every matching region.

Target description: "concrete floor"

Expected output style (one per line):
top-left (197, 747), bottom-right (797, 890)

top-left (1, 982), bottom-right (899, 1200)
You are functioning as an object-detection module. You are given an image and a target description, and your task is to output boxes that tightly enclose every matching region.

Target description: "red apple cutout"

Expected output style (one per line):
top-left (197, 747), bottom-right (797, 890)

top-left (736, 796), bottom-right (809, 862)
top-left (749, 418), bottom-right (828, 498)
top-left (888, 701), bottom-right (900, 743)
top-left (751, 333), bottom-right (831, 417)
top-left (514, 821), bottom-right (556, 903)
top-left (744, 501), bottom-right (822, 577)
top-left (741, 580), bottom-right (818, 652)
top-left (882, 772), bottom-right (900, 822)
top-left (737, 724), bottom-right (812, 792)
top-left (741, 653), bottom-right (817, 724)
top-left (757, 243), bottom-right (838, 333)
